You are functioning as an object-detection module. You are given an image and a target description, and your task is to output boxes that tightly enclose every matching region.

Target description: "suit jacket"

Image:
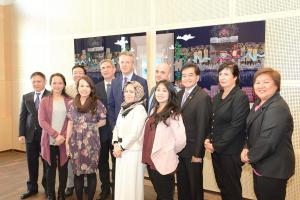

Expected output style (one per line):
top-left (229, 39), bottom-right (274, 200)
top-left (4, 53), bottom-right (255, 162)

top-left (178, 86), bottom-right (212, 158)
top-left (19, 89), bottom-right (50, 142)
top-left (143, 115), bottom-right (186, 175)
top-left (247, 92), bottom-right (295, 179)
top-left (95, 81), bottom-right (113, 142)
top-left (209, 86), bottom-right (249, 154)
top-left (108, 74), bottom-right (148, 129)
top-left (38, 95), bottom-right (72, 166)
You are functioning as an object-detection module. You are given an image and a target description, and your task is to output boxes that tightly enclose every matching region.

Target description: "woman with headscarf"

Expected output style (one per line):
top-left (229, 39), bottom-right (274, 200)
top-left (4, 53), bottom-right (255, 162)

top-left (112, 81), bottom-right (148, 200)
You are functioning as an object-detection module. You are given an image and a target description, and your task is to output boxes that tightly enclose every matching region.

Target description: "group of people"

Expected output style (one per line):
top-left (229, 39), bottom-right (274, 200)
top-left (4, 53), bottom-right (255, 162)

top-left (18, 50), bottom-right (295, 200)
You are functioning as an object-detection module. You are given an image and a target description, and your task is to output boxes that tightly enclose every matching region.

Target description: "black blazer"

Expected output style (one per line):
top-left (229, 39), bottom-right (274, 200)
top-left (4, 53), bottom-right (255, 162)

top-left (19, 90), bottom-right (50, 142)
top-left (95, 81), bottom-right (112, 142)
top-left (247, 92), bottom-right (295, 179)
top-left (178, 86), bottom-right (212, 158)
top-left (209, 86), bottom-right (249, 155)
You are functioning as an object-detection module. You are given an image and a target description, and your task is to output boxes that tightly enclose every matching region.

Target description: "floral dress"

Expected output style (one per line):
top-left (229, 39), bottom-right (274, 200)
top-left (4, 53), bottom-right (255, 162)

top-left (68, 100), bottom-right (106, 176)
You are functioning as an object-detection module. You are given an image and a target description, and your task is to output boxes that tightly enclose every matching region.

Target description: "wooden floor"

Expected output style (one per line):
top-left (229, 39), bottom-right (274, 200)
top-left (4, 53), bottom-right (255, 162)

top-left (0, 151), bottom-right (221, 200)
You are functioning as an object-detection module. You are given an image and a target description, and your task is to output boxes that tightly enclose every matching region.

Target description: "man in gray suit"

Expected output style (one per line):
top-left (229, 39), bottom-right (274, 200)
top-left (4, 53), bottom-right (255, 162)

top-left (19, 72), bottom-right (50, 199)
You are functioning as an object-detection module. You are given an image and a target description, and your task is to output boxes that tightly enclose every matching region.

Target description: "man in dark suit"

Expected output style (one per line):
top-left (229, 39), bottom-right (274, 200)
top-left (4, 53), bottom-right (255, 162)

top-left (108, 51), bottom-right (148, 129)
top-left (19, 72), bottom-right (50, 199)
top-left (176, 63), bottom-right (212, 200)
top-left (95, 59), bottom-right (116, 200)
top-left (148, 62), bottom-right (181, 113)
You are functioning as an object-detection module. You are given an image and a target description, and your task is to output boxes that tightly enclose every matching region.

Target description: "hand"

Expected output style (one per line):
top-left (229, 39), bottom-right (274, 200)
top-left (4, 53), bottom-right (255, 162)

top-left (191, 156), bottom-right (202, 163)
top-left (55, 135), bottom-right (65, 146)
top-left (97, 119), bottom-right (106, 128)
top-left (204, 139), bottom-right (214, 153)
top-left (113, 145), bottom-right (122, 158)
top-left (241, 148), bottom-right (249, 163)
top-left (18, 136), bottom-right (25, 143)
top-left (66, 143), bottom-right (71, 158)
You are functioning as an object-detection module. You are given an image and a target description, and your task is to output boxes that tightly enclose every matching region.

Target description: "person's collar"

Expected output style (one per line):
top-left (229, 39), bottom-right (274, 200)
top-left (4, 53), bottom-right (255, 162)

top-left (184, 84), bottom-right (197, 94)
top-left (104, 80), bottom-right (112, 85)
top-left (35, 88), bottom-right (45, 95)
top-left (122, 72), bottom-right (134, 81)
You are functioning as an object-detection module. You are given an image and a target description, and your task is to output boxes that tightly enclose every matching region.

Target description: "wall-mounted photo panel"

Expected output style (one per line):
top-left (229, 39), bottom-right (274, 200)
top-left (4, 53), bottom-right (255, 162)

top-left (74, 32), bottom-right (146, 84)
top-left (156, 21), bottom-right (265, 102)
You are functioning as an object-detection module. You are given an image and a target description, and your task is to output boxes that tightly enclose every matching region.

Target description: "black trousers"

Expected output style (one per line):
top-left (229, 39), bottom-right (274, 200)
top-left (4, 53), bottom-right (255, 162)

top-left (45, 145), bottom-right (68, 197)
top-left (98, 139), bottom-right (115, 193)
top-left (147, 166), bottom-right (175, 200)
top-left (25, 132), bottom-right (46, 192)
top-left (212, 153), bottom-right (243, 200)
top-left (176, 156), bottom-right (203, 200)
top-left (253, 174), bottom-right (287, 200)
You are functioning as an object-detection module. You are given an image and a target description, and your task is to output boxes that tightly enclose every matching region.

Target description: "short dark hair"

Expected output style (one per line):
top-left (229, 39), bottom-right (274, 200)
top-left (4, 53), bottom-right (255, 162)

top-left (253, 67), bottom-right (281, 91)
top-left (181, 63), bottom-right (200, 76)
top-left (49, 73), bottom-right (69, 97)
top-left (72, 65), bottom-right (87, 74)
top-left (218, 61), bottom-right (240, 85)
top-left (30, 72), bottom-right (46, 80)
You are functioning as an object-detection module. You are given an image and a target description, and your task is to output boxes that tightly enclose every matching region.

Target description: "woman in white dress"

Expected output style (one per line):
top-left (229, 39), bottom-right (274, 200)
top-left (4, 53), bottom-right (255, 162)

top-left (112, 81), bottom-right (147, 200)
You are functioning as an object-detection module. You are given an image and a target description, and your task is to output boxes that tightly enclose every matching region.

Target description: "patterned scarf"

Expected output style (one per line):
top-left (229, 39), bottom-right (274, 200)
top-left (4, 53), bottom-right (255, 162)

top-left (120, 81), bottom-right (145, 117)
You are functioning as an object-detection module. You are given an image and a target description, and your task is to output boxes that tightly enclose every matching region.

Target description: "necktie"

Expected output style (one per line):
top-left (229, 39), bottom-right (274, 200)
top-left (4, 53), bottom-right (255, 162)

top-left (35, 92), bottom-right (41, 110)
top-left (181, 91), bottom-right (189, 107)
top-left (106, 83), bottom-right (111, 100)
top-left (123, 77), bottom-right (128, 90)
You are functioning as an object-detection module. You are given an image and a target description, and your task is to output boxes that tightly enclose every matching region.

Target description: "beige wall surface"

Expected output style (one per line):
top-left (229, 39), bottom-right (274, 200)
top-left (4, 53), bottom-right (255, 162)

top-left (1, 0), bottom-right (300, 199)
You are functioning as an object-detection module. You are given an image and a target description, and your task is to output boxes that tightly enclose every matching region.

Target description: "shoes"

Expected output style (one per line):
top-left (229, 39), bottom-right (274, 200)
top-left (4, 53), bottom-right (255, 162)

top-left (64, 187), bottom-right (74, 197)
top-left (20, 191), bottom-right (38, 199)
top-left (47, 195), bottom-right (56, 200)
top-left (96, 190), bottom-right (110, 200)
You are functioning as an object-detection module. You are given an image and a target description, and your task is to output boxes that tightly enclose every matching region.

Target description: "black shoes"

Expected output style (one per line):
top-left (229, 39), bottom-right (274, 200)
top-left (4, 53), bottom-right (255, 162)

top-left (20, 191), bottom-right (38, 199)
top-left (64, 187), bottom-right (74, 197)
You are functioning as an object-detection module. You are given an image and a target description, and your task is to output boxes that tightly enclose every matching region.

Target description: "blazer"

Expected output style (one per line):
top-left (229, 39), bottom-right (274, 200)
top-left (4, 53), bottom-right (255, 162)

top-left (247, 92), bottom-right (295, 179)
top-left (108, 74), bottom-right (148, 129)
top-left (178, 86), bottom-right (212, 158)
top-left (19, 90), bottom-right (50, 142)
top-left (144, 115), bottom-right (186, 175)
top-left (112, 104), bottom-right (147, 151)
top-left (95, 80), bottom-right (112, 142)
top-left (38, 95), bottom-right (72, 166)
top-left (209, 86), bottom-right (249, 154)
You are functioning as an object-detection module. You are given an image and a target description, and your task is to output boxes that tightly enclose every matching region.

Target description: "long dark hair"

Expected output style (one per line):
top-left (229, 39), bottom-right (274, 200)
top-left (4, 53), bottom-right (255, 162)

top-left (75, 75), bottom-right (99, 115)
top-left (150, 80), bottom-right (180, 127)
top-left (49, 73), bottom-right (69, 97)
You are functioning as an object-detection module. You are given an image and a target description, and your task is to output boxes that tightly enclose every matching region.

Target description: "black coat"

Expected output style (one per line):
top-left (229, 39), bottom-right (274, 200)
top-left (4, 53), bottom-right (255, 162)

top-left (247, 92), bottom-right (295, 179)
top-left (178, 86), bottom-right (212, 158)
top-left (95, 81), bottom-right (112, 143)
top-left (210, 86), bottom-right (249, 154)
top-left (19, 90), bottom-right (50, 142)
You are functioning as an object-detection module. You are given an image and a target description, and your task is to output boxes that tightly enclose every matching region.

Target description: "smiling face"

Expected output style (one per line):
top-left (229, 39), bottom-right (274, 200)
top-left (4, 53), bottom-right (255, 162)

top-left (50, 76), bottom-right (65, 95)
top-left (77, 79), bottom-right (91, 98)
top-left (218, 67), bottom-right (237, 90)
top-left (31, 75), bottom-right (46, 92)
top-left (181, 67), bottom-right (199, 90)
top-left (254, 73), bottom-right (278, 102)
top-left (124, 84), bottom-right (136, 104)
top-left (72, 67), bottom-right (86, 83)
top-left (119, 55), bottom-right (134, 76)
top-left (155, 83), bottom-right (169, 105)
